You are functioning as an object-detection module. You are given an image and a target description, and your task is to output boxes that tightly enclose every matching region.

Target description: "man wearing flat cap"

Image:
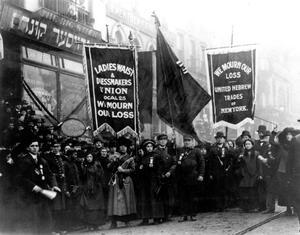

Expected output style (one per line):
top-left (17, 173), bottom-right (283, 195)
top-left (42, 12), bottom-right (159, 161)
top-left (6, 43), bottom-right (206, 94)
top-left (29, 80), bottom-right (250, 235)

top-left (176, 134), bottom-right (205, 222)
top-left (154, 133), bottom-right (177, 222)
top-left (207, 131), bottom-right (233, 211)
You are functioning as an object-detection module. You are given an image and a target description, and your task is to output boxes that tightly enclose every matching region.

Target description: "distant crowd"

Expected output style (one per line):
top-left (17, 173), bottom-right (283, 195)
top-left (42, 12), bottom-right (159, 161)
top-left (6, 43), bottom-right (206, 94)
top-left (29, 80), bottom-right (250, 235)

top-left (1, 98), bottom-right (300, 234)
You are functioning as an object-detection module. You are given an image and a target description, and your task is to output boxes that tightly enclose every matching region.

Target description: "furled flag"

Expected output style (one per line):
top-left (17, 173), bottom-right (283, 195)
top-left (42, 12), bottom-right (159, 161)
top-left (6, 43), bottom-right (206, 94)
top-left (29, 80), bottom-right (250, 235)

top-left (156, 28), bottom-right (211, 139)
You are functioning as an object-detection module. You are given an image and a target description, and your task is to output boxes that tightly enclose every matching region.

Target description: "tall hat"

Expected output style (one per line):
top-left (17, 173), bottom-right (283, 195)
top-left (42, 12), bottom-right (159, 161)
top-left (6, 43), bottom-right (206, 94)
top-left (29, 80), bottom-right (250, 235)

top-left (257, 125), bottom-right (267, 134)
top-left (215, 131), bottom-right (226, 139)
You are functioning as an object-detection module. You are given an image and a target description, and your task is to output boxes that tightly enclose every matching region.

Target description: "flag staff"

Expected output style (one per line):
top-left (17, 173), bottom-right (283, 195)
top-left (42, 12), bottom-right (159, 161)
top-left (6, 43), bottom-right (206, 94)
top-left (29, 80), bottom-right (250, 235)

top-left (152, 12), bottom-right (177, 140)
top-left (106, 24), bottom-right (110, 43)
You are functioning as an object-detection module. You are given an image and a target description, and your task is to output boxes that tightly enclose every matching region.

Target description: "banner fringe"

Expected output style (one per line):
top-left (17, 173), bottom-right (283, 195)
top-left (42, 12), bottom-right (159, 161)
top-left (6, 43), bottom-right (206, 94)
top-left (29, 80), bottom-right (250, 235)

top-left (93, 123), bottom-right (116, 136)
top-left (117, 126), bottom-right (138, 138)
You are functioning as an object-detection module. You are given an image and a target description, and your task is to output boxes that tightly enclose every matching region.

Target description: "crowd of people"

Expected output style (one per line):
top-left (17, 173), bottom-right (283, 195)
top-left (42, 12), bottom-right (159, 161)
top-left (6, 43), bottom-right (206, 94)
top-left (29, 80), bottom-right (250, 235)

top-left (1, 99), bottom-right (300, 234)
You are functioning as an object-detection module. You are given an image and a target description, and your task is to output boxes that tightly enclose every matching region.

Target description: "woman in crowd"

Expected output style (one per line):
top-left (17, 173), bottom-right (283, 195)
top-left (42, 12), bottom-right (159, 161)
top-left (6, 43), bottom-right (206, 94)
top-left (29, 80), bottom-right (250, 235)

top-left (95, 146), bottom-right (111, 209)
top-left (275, 128), bottom-right (295, 215)
top-left (80, 153), bottom-right (105, 231)
top-left (64, 149), bottom-right (82, 230)
top-left (137, 139), bottom-right (164, 225)
top-left (107, 137), bottom-right (137, 228)
top-left (237, 139), bottom-right (263, 212)
top-left (287, 129), bottom-right (300, 231)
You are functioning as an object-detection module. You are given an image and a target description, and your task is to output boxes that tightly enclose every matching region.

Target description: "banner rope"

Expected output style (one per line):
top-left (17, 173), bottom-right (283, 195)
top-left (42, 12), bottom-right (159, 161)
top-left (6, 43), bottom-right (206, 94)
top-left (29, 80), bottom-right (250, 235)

top-left (62, 97), bottom-right (87, 122)
top-left (22, 79), bottom-right (59, 124)
top-left (22, 81), bottom-right (57, 125)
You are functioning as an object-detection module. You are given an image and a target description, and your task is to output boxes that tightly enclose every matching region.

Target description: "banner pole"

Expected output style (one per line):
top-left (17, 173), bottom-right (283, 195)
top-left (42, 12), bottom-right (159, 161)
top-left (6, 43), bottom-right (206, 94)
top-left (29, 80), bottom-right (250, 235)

top-left (225, 25), bottom-right (235, 139)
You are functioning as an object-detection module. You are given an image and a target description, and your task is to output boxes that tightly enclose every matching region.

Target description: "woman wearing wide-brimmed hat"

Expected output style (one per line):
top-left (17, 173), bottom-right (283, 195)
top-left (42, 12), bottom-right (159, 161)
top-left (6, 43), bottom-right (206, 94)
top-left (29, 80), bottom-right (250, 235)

top-left (136, 139), bottom-right (164, 225)
top-left (273, 128), bottom-right (297, 215)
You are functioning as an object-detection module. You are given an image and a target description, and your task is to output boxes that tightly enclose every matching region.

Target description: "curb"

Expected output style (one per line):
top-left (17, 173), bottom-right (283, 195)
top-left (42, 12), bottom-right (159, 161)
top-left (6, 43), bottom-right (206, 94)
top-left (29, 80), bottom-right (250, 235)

top-left (233, 211), bottom-right (285, 235)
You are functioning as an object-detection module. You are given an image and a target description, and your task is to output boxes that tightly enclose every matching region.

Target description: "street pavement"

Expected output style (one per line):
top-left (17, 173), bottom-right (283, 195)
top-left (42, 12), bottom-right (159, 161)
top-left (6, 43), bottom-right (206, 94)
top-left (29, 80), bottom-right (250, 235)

top-left (247, 214), bottom-right (299, 235)
top-left (72, 207), bottom-right (295, 235)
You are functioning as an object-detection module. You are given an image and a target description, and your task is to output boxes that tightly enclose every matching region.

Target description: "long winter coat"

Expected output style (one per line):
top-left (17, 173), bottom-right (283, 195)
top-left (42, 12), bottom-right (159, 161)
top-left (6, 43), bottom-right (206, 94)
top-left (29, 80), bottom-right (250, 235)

top-left (287, 136), bottom-right (300, 207)
top-left (80, 160), bottom-right (105, 225)
top-left (16, 153), bottom-right (57, 233)
top-left (107, 153), bottom-right (137, 218)
top-left (43, 152), bottom-right (67, 211)
top-left (238, 150), bottom-right (262, 188)
top-left (154, 146), bottom-right (177, 212)
top-left (137, 151), bottom-right (164, 219)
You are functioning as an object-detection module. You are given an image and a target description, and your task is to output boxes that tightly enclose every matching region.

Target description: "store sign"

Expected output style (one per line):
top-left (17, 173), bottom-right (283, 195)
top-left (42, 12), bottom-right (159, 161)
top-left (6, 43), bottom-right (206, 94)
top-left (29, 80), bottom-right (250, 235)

top-left (83, 46), bottom-right (138, 137)
top-left (0, 3), bottom-right (101, 55)
top-left (207, 47), bottom-right (256, 128)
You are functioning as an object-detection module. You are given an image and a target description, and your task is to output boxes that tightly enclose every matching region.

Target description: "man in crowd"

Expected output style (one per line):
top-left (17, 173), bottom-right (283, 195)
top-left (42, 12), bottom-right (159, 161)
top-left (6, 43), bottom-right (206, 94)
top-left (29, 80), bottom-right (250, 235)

top-left (254, 125), bottom-right (274, 212)
top-left (154, 133), bottom-right (177, 222)
top-left (207, 131), bottom-right (232, 211)
top-left (16, 138), bottom-right (59, 234)
top-left (177, 135), bottom-right (205, 222)
top-left (44, 140), bottom-right (68, 233)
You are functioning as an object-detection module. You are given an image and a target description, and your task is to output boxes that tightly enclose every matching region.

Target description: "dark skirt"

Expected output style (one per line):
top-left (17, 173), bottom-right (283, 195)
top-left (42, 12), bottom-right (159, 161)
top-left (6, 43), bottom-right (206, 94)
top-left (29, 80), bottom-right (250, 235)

top-left (277, 172), bottom-right (292, 206)
top-left (138, 179), bottom-right (164, 219)
top-left (81, 209), bottom-right (105, 226)
top-left (239, 187), bottom-right (259, 211)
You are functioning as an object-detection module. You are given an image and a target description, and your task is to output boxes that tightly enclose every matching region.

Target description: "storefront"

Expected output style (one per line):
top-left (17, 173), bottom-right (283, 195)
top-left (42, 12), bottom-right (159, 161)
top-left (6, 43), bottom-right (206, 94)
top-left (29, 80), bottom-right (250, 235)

top-left (0, 2), bottom-right (102, 126)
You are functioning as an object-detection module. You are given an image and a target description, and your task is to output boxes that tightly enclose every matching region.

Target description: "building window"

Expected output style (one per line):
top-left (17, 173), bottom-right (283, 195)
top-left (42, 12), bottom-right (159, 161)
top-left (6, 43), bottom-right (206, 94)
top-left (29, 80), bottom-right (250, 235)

top-left (115, 31), bottom-right (123, 44)
top-left (133, 38), bottom-right (141, 51)
top-left (22, 46), bottom-right (57, 66)
top-left (42, 0), bottom-right (90, 25)
top-left (23, 64), bottom-right (58, 117)
top-left (22, 46), bottom-right (87, 122)
top-left (60, 73), bottom-right (88, 123)
top-left (148, 44), bottom-right (155, 51)
top-left (59, 58), bottom-right (83, 74)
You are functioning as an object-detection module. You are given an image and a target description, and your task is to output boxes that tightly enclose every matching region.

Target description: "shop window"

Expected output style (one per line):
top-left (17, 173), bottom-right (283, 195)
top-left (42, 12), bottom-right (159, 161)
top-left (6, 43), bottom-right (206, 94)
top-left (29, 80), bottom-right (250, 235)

top-left (115, 31), bottom-right (123, 44)
top-left (22, 46), bottom-right (56, 66)
top-left (23, 64), bottom-right (58, 117)
top-left (59, 58), bottom-right (83, 74)
top-left (60, 73), bottom-right (88, 124)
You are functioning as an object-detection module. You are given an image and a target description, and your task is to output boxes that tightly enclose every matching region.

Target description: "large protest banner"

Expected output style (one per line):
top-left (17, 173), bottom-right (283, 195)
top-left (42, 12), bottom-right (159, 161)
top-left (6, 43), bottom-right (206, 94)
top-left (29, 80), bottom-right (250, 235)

top-left (83, 46), bottom-right (138, 137)
top-left (207, 47), bottom-right (256, 128)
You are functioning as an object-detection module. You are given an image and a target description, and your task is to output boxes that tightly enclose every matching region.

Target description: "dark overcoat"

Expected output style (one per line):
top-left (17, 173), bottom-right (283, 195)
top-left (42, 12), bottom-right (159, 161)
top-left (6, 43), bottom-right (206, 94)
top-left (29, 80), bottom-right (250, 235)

top-left (137, 151), bottom-right (164, 219)
top-left (16, 153), bottom-right (57, 234)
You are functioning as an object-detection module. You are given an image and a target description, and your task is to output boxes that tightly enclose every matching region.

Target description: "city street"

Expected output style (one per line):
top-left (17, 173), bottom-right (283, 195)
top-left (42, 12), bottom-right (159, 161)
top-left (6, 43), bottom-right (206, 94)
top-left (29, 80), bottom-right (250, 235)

top-left (247, 214), bottom-right (299, 235)
top-left (72, 207), bottom-right (298, 235)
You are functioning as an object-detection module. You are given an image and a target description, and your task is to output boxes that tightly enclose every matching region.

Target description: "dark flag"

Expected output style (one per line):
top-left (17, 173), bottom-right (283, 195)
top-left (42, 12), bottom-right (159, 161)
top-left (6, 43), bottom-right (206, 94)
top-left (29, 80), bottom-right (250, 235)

top-left (156, 28), bottom-right (211, 138)
top-left (138, 51), bottom-right (154, 125)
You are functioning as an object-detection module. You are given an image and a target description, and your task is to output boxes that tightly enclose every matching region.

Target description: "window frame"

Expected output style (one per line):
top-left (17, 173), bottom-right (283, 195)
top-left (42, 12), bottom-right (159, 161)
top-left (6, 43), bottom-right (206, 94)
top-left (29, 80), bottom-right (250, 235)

top-left (21, 45), bottom-right (87, 122)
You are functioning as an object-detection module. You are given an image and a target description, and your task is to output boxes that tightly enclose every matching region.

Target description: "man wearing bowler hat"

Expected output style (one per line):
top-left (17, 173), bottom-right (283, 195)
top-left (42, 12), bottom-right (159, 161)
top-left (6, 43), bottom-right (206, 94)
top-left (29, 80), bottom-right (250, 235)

top-left (254, 125), bottom-right (273, 212)
top-left (207, 131), bottom-right (233, 211)
top-left (154, 133), bottom-right (177, 222)
top-left (176, 135), bottom-right (205, 222)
